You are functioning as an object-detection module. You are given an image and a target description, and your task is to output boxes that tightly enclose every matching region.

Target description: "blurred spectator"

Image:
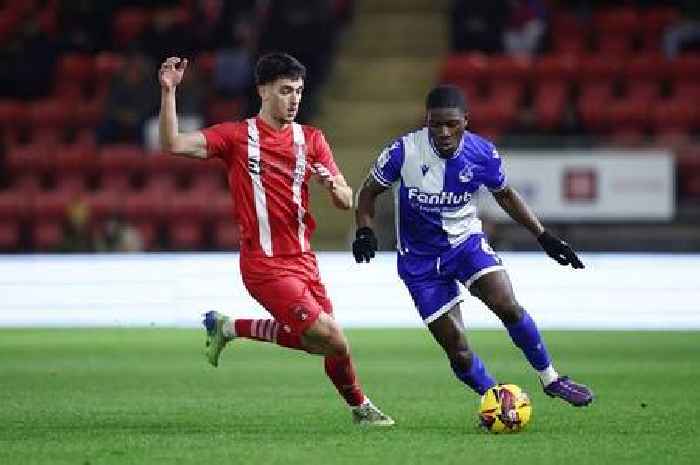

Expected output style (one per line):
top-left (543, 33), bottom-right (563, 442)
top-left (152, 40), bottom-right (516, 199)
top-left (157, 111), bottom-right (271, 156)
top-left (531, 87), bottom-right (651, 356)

top-left (95, 216), bottom-right (144, 253)
top-left (450, 1), bottom-right (509, 53)
top-left (259, 0), bottom-right (338, 122)
top-left (140, 7), bottom-right (194, 63)
top-left (663, 0), bottom-right (700, 58)
top-left (504, 0), bottom-right (548, 56)
top-left (190, 0), bottom-right (257, 51)
top-left (97, 52), bottom-right (159, 145)
top-left (56, 0), bottom-right (114, 53)
top-left (213, 16), bottom-right (256, 98)
top-left (59, 197), bottom-right (94, 252)
top-left (0, 14), bottom-right (57, 99)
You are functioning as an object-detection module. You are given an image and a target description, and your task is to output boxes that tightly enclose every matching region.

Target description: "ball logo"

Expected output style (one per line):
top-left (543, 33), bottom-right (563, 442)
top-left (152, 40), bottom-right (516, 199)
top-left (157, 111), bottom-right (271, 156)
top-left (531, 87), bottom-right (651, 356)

top-left (292, 305), bottom-right (309, 322)
top-left (458, 165), bottom-right (473, 183)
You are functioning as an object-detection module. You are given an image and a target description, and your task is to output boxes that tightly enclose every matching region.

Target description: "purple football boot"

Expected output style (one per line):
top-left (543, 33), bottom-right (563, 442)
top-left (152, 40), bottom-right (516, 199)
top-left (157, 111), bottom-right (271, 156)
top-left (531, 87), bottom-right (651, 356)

top-left (543, 376), bottom-right (594, 407)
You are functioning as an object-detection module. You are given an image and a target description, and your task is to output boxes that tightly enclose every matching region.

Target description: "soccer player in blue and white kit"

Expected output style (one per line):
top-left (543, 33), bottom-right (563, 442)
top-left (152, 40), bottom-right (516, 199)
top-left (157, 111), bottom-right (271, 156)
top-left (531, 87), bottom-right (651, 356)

top-left (353, 85), bottom-right (593, 407)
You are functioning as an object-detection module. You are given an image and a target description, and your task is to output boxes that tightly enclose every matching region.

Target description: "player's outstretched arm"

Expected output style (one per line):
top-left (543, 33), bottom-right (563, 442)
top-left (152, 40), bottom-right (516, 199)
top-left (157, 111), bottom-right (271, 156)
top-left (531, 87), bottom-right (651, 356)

top-left (158, 57), bottom-right (207, 159)
top-left (352, 175), bottom-right (388, 263)
top-left (492, 186), bottom-right (584, 269)
top-left (312, 163), bottom-right (353, 210)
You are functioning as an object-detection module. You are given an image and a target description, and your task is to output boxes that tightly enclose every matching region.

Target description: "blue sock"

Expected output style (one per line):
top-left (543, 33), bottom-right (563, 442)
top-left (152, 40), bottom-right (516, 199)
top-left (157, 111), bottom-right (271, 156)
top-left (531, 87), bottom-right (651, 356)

top-left (506, 310), bottom-right (551, 371)
top-left (450, 352), bottom-right (497, 395)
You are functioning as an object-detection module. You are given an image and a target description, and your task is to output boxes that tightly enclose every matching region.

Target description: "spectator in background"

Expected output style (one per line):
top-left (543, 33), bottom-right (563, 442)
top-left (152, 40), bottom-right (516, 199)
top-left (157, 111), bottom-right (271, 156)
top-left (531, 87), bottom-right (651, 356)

top-left (95, 216), bottom-right (144, 253)
top-left (663, 0), bottom-right (700, 58)
top-left (141, 6), bottom-right (194, 63)
top-left (503, 0), bottom-right (548, 57)
top-left (56, 0), bottom-right (114, 53)
top-left (0, 13), bottom-right (57, 99)
top-left (450, 1), bottom-right (509, 53)
top-left (190, 0), bottom-right (258, 51)
top-left (59, 198), bottom-right (95, 252)
top-left (97, 53), bottom-right (159, 145)
top-left (259, 0), bottom-right (337, 122)
top-left (213, 15), bottom-right (256, 98)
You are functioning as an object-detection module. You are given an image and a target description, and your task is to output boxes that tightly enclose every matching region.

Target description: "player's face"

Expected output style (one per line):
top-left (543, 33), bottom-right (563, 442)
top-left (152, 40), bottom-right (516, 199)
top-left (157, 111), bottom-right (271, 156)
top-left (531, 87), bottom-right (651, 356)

top-left (426, 107), bottom-right (467, 157)
top-left (259, 78), bottom-right (304, 125)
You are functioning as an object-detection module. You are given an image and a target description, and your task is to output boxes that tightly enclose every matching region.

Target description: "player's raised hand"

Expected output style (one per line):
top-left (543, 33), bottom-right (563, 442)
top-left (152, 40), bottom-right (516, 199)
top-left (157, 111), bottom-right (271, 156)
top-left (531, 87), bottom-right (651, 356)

top-left (537, 231), bottom-right (585, 269)
top-left (311, 163), bottom-right (335, 190)
top-left (353, 227), bottom-right (378, 263)
top-left (159, 57), bottom-right (188, 90)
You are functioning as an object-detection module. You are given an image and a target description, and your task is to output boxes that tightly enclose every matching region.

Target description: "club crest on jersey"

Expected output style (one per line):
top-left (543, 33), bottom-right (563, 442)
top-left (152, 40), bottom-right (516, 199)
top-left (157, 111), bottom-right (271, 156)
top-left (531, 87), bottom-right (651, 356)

top-left (421, 164), bottom-right (429, 176)
top-left (458, 165), bottom-right (473, 183)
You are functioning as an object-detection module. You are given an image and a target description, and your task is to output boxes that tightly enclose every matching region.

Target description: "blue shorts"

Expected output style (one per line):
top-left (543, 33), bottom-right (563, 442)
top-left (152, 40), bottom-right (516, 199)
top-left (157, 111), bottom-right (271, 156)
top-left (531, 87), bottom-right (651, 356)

top-left (397, 234), bottom-right (505, 325)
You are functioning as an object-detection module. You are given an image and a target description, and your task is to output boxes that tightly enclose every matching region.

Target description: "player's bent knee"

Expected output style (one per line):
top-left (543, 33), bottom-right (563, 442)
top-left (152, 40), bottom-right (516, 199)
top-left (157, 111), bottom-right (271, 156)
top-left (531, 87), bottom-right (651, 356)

top-left (303, 314), bottom-right (349, 356)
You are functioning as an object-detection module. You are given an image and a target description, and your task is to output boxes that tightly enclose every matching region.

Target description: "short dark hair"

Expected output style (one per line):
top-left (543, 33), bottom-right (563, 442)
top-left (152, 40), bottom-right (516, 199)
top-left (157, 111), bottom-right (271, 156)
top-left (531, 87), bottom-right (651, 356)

top-left (255, 52), bottom-right (306, 85)
top-left (426, 85), bottom-right (467, 112)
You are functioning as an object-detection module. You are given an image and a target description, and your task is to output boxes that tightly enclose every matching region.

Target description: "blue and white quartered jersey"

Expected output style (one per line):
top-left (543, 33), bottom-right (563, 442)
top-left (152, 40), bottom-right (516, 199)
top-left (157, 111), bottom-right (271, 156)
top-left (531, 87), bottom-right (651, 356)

top-left (371, 128), bottom-right (507, 256)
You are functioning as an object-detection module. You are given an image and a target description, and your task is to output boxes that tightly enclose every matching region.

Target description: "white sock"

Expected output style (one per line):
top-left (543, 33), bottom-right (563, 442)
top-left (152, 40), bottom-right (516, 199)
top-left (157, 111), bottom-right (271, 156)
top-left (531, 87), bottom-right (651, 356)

top-left (222, 320), bottom-right (236, 338)
top-left (538, 365), bottom-right (559, 386)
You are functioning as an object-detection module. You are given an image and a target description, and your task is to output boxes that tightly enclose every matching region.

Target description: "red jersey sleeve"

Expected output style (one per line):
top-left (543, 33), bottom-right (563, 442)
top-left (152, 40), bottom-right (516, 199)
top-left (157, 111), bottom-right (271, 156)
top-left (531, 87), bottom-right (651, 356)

top-left (311, 129), bottom-right (340, 177)
top-left (201, 123), bottom-right (236, 162)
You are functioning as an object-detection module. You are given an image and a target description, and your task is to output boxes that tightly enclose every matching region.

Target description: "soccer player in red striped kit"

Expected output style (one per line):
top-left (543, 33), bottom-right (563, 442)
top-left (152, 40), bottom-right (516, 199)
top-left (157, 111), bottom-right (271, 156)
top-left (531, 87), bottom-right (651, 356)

top-left (158, 52), bottom-right (393, 426)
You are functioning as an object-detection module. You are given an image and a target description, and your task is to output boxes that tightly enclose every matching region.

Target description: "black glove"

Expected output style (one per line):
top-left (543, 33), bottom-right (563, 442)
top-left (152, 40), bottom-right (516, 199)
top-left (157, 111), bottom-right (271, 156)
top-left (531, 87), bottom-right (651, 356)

top-left (537, 230), bottom-right (585, 269)
top-left (352, 227), bottom-right (378, 263)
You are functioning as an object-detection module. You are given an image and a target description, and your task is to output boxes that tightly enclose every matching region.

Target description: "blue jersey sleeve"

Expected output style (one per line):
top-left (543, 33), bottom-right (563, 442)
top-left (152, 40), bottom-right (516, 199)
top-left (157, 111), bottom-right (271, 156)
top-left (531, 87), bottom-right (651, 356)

top-left (483, 144), bottom-right (507, 192)
top-left (371, 139), bottom-right (404, 187)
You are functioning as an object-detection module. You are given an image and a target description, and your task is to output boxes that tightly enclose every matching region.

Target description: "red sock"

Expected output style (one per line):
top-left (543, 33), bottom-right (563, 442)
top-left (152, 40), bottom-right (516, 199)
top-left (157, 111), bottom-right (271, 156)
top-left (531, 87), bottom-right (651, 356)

top-left (233, 319), bottom-right (303, 350)
top-left (324, 355), bottom-right (365, 407)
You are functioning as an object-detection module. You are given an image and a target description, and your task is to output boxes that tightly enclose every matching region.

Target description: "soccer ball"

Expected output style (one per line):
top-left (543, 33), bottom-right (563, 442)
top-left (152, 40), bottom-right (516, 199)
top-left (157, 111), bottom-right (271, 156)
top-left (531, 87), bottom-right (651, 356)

top-left (478, 384), bottom-right (532, 433)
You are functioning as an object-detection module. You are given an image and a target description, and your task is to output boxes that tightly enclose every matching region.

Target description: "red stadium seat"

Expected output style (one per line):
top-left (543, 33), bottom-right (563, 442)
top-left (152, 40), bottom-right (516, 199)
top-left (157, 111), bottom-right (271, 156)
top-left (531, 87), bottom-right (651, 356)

top-left (593, 7), bottom-right (640, 35)
top-left (55, 53), bottom-right (94, 85)
top-left (97, 145), bottom-right (145, 190)
top-left (640, 7), bottom-right (681, 51)
top-left (0, 190), bottom-right (31, 221)
top-left (607, 98), bottom-right (651, 131)
top-left (168, 219), bottom-right (205, 250)
top-left (87, 190), bottom-right (123, 222)
top-left (625, 81), bottom-right (660, 102)
top-left (112, 8), bottom-right (151, 48)
top-left (669, 56), bottom-right (700, 84)
top-left (676, 150), bottom-right (700, 199)
top-left (484, 56), bottom-right (531, 83)
top-left (577, 55), bottom-right (622, 85)
top-left (31, 189), bottom-right (81, 220)
top-left (440, 53), bottom-right (488, 85)
top-left (0, 220), bottom-right (20, 250)
top-left (123, 186), bottom-right (170, 222)
top-left (94, 52), bottom-right (125, 85)
top-left (206, 98), bottom-right (245, 125)
top-left (213, 219), bottom-right (240, 250)
top-left (32, 220), bottom-right (63, 251)
top-left (533, 54), bottom-right (579, 83)
top-left (550, 12), bottom-right (590, 55)
top-left (210, 193), bottom-right (234, 222)
top-left (195, 52), bottom-right (216, 77)
top-left (27, 99), bottom-right (70, 129)
top-left (6, 143), bottom-right (54, 177)
top-left (623, 54), bottom-right (670, 83)
top-left (651, 98), bottom-right (698, 132)
top-left (673, 82), bottom-right (700, 102)
top-left (0, 100), bottom-right (27, 129)
top-left (595, 32), bottom-right (634, 58)
top-left (578, 83), bottom-right (615, 131)
top-left (533, 81), bottom-right (568, 130)
top-left (190, 170), bottom-right (227, 194)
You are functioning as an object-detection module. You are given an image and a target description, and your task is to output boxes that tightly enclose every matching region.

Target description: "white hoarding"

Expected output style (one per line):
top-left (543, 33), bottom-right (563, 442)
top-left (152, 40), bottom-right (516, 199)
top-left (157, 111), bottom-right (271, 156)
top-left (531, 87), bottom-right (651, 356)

top-left (476, 151), bottom-right (675, 221)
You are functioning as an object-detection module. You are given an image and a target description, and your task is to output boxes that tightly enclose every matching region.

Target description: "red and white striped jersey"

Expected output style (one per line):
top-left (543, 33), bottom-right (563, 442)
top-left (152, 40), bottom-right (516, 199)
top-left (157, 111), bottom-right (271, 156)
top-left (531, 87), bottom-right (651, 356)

top-left (202, 116), bottom-right (340, 257)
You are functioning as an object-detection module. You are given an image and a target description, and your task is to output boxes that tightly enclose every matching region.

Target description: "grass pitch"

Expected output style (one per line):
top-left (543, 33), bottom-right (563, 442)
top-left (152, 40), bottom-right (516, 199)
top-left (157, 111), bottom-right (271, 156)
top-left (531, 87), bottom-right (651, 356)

top-left (1, 329), bottom-right (699, 465)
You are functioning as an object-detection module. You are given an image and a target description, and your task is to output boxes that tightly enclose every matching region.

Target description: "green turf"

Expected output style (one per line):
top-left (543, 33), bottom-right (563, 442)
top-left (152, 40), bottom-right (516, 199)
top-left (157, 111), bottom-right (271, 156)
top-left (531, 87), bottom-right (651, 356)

top-left (1, 329), bottom-right (699, 465)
